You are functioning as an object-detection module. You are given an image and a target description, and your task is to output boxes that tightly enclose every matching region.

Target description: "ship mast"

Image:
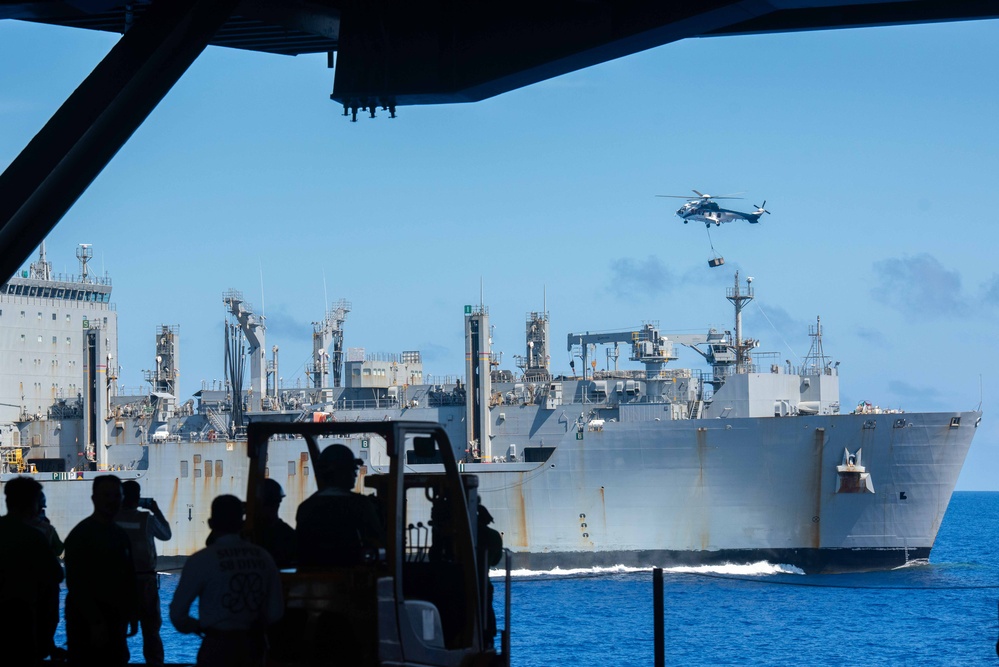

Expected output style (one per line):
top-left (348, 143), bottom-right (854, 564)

top-left (29, 242), bottom-right (52, 280)
top-left (803, 316), bottom-right (829, 375)
top-left (309, 299), bottom-right (351, 389)
top-left (726, 271), bottom-right (755, 373)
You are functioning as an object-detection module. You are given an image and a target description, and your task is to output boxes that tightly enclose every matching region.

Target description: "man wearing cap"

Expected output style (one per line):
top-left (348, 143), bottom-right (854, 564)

top-left (257, 479), bottom-right (297, 568)
top-left (170, 494), bottom-right (284, 667)
top-left (296, 443), bottom-right (384, 567)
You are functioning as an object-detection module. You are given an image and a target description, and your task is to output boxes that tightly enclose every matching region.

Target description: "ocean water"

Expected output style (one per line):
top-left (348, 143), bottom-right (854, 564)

top-left (54, 492), bottom-right (999, 665)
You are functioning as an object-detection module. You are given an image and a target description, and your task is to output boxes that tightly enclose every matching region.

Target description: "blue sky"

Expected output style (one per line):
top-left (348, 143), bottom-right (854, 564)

top-left (2, 18), bottom-right (997, 489)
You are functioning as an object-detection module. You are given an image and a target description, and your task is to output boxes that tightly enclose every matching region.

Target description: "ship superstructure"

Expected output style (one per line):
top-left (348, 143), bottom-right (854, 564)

top-left (0, 247), bottom-right (980, 572)
top-left (0, 243), bottom-right (118, 470)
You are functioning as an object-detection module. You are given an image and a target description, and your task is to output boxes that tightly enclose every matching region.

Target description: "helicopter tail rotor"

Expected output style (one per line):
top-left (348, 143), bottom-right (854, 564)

top-left (753, 201), bottom-right (771, 214)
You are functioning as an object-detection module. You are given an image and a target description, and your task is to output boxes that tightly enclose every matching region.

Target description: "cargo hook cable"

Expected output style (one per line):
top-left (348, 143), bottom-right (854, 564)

top-left (705, 226), bottom-right (720, 259)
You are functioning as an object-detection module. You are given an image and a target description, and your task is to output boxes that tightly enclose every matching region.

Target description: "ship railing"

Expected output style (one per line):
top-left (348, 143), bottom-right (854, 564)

top-left (334, 397), bottom-right (402, 411)
top-left (427, 392), bottom-right (466, 407)
top-left (117, 386), bottom-right (151, 397)
top-left (424, 375), bottom-right (464, 386)
top-left (712, 362), bottom-right (764, 377)
top-left (797, 364), bottom-right (839, 377)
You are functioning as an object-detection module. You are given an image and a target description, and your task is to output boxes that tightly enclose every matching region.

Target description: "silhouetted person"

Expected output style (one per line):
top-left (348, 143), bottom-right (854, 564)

top-left (115, 480), bottom-right (172, 667)
top-left (0, 476), bottom-right (64, 667)
top-left (28, 491), bottom-right (64, 558)
top-left (477, 504), bottom-right (504, 642)
top-left (171, 494), bottom-right (284, 667)
top-left (257, 478), bottom-right (297, 568)
top-left (296, 443), bottom-right (384, 567)
top-left (64, 474), bottom-right (137, 667)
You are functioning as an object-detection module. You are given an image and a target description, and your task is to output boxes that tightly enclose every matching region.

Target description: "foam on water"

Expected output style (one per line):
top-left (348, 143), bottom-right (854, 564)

top-left (490, 560), bottom-right (804, 579)
top-left (665, 561), bottom-right (805, 576)
top-left (891, 557), bottom-right (930, 570)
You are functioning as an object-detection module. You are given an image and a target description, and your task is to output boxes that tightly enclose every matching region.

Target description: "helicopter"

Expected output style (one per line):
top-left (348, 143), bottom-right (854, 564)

top-left (657, 190), bottom-right (770, 228)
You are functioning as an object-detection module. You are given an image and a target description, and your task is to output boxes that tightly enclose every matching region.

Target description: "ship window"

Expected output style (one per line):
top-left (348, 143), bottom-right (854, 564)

top-left (65, 314), bottom-right (70, 322)
top-left (20, 310), bottom-right (25, 318)
top-left (52, 313), bottom-right (56, 320)
top-left (215, 461), bottom-right (223, 477)
top-left (194, 468), bottom-right (202, 478)
top-left (181, 460), bottom-right (189, 477)
top-left (288, 461), bottom-right (296, 476)
top-left (303, 466), bottom-right (309, 476)
top-left (950, 417), bottom-right (961, 428)
top-left (66, 337), bottom-right (71, 345)
top-left (52, 336), bottom-right (57, 344)
top-left (194, 454), bottom-right (202, 464)
top-left (37, 336), bottom-right (42, 343)
top-left (20, 334), bottom-right (25, 342)
top-left (205, 461), bottom-right (213, 477)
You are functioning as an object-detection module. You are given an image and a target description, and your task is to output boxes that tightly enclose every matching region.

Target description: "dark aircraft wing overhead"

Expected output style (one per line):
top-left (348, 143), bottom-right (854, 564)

top-left (2, 1), bottom-right (998, 105)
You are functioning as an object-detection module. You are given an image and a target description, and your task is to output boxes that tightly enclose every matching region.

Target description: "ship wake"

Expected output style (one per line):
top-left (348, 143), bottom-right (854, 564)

top-left (491, 561), bottom-right (803, 579)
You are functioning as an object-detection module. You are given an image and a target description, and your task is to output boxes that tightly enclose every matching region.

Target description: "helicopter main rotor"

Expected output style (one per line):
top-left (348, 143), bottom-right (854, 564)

top-left (656, 189), bottom-right (744, 201)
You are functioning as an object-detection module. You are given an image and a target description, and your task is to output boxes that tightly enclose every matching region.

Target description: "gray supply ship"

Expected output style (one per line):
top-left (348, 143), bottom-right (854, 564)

top-left (0, 245), bottom-right (980, 573)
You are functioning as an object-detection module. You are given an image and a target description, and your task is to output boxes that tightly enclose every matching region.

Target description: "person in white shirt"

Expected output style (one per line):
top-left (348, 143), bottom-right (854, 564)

top-left (170, 495), bottom-right (283, 667)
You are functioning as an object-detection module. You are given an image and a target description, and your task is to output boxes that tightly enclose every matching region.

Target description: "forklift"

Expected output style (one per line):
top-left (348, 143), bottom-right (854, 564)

top-left (244, 420), bottom-right (510, 667)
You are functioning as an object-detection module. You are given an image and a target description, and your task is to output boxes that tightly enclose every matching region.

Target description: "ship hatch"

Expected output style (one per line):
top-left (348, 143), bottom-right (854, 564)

top-left (836, 448), bottom-right (874, 494)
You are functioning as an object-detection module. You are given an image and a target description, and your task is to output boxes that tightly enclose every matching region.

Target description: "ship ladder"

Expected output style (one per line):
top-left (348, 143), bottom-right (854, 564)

top-left (205, 407), bottom-right (229, 435)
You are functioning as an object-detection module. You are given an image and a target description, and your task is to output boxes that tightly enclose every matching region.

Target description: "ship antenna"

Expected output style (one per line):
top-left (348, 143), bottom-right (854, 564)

top-left (30, 241), bottom-right (52, 281)
top-left (323, 268), bottom-right (329, 316)
top-left (76, 243), bottom-right (92, 283)
top-left (978, 374), bottom-right (983, 412)
top-left (259, 258), bottom-right (266, 319)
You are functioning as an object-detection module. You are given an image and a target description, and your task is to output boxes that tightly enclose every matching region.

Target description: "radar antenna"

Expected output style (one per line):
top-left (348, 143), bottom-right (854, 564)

top-left (803, 316), bottom-right (830, 376)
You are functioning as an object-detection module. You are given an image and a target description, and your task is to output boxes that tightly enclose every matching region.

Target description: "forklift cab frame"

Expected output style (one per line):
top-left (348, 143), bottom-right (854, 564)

top-left (245, 420), bottom-right (506, 667)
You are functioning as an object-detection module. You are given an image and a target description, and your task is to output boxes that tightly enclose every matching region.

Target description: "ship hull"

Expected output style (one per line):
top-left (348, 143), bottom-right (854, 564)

top-left (15, 407), bottom-right (978, 574)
